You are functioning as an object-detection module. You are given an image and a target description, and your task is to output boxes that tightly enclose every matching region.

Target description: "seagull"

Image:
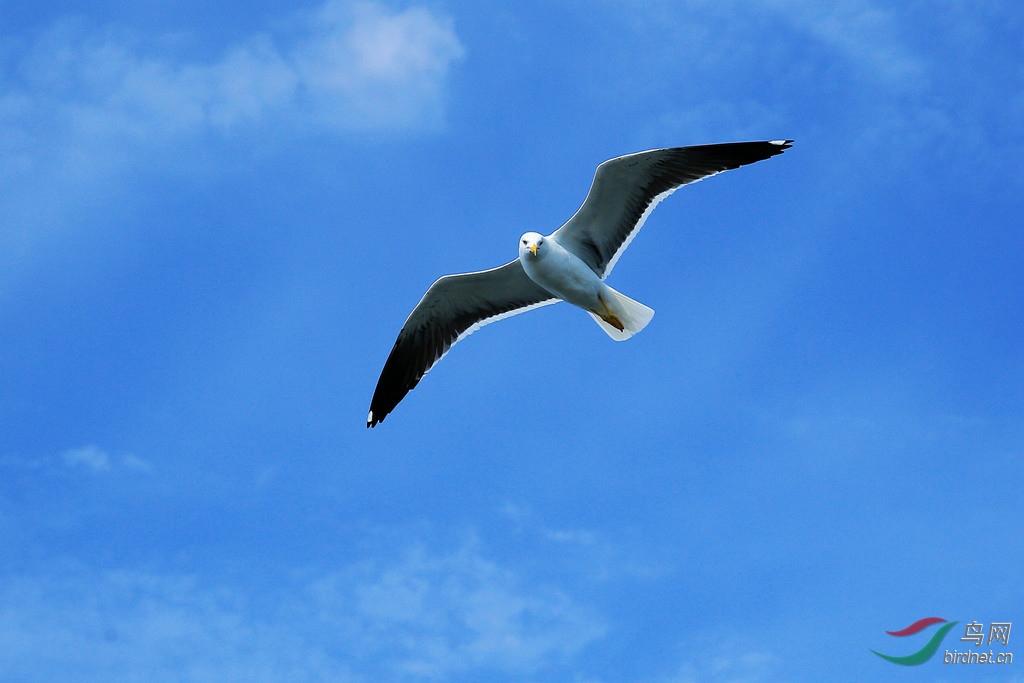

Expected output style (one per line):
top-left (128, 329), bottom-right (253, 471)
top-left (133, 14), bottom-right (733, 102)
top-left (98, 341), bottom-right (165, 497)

top-left (367, 140), bottom-right (792, 427)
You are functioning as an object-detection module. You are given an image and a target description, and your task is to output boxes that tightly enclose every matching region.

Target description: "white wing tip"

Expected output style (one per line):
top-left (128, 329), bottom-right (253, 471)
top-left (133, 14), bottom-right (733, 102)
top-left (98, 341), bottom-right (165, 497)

top-left (769, 139), bottom-right (792, 146)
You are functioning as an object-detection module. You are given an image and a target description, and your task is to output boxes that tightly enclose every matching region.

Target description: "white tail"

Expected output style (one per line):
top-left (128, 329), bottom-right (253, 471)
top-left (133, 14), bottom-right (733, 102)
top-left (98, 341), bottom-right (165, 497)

top-left (587, 286), bottom-right (655, 341)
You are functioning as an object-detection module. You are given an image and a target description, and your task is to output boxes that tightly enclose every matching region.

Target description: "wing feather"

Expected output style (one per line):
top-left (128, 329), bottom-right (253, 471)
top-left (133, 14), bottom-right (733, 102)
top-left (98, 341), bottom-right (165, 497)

top-left (367, 259), bottom-right (557, 427)
top-left (554, 140), bottom-right (792, 278)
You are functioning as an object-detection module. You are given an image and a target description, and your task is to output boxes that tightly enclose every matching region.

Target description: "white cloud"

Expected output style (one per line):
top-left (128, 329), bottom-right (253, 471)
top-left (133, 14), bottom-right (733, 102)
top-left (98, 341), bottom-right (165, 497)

top-left (61, 445), bottom-right (112, 472)
top-left (606, 0), bottom-right (924, 87)
top-left (293, 2), bottom-right (466, 131)
top-left (499, 503), bottom-right (673, 582)
top-left (0, 541), bottom-right (603, 681)
top-left (61, 445), bottom-right (152, 474)
top-left (314, 542), bottom-right (606, 677)
top-left (759, 0), bottom-right (926, 84)
top-left (0, 0), bottom-right (464, 302)
top-left (1, 1), bottom-right (464, 146)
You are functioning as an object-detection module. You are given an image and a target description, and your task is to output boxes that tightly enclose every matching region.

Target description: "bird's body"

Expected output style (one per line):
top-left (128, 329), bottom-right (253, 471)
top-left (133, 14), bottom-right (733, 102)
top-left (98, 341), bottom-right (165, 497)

top-left (518, 231), bottom-right (653, 339)
top-left (367, 140), bottom-right (793, 427)
top-left (519, 233), bottom-right (596, 309)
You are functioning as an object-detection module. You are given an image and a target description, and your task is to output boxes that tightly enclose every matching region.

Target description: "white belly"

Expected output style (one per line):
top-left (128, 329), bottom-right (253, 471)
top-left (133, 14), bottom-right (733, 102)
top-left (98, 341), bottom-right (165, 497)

top-left (520, 237), bottom-right (605, 311)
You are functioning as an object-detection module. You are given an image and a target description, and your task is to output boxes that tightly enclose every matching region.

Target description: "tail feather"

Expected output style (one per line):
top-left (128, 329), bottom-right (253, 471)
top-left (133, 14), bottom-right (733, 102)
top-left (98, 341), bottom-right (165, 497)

top-left (588, 287), bottom-right (654, 341)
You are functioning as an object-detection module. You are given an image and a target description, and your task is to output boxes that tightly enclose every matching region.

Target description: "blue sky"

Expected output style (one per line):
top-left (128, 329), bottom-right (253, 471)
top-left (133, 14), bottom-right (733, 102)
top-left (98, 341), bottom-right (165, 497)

top-left (1, 0), bottom-right (1022, 680)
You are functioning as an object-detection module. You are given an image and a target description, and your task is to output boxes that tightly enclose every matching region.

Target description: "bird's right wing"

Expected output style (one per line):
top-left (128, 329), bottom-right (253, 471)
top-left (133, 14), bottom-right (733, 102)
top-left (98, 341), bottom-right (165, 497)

top-left (367, 259), bottom-right (558, 427)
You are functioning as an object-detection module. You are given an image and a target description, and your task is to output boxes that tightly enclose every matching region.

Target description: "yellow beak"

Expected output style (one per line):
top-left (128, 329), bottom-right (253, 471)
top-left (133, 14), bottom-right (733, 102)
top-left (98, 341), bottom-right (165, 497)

top-left (529, 244), bottom-right (538, 255)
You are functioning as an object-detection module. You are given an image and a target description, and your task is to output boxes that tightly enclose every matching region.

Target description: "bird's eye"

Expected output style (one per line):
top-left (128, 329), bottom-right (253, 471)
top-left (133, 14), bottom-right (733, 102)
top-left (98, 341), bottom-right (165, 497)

top-left (522, 239), bottom-right (527, 244)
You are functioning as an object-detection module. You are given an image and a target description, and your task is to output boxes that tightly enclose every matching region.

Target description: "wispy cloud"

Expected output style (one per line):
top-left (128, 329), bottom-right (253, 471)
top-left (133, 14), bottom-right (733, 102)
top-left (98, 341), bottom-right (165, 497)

top-left (315, 542), bottom-right (606, 678)
top-left (607, 0), bottom-right (925, 86)
top-left (0, 541), bottom-right (603, 681)
top-left (61, 445), bottom-right (151, 474)
top-left (62, 445), bottom-right (112, 472)
top-left (499, 503), bottom-right (673, 581)
top-left (759, 0), bottom-right (926, 84)
top-left (293, 1), bottom-right (466, 132)
top-left (0, 0), bottom-right (464, 301)
top-left (1, 1), bottom-right (464, 147)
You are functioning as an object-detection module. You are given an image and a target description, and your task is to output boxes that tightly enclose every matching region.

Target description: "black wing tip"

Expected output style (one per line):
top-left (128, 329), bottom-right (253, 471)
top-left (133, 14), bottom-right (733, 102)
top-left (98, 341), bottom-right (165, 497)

top-left (366, 331), bottom-right (427, 429)
top-left (367, 403), bottom-right (397, 427)
top-left (646, 139), bottom-right (792, 179)
top-left (367, 390), bottom-right (402, 428)
top-left (735, 139), bottom-right (793, 159)
top-left (653, 139), bottom-right (794, 169)
top-left (698, 139), bottom-right (794, 168)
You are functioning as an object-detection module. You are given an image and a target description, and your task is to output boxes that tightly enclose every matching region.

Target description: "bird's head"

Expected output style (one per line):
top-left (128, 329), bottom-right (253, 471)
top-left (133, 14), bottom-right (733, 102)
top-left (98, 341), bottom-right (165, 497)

top-left (519, 232), bottom-right (546, 258)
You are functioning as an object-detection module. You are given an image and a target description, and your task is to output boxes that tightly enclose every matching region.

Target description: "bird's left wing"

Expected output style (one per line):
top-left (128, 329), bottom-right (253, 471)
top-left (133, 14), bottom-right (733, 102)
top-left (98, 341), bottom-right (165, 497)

top-left (368, 259), bottom-right (558, 427)
top-left (554, 140), bottom-right (792, 278)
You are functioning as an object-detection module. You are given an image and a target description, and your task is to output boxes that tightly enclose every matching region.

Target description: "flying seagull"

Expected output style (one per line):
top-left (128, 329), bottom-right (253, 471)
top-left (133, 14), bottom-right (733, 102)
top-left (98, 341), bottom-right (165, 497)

top-left (367, 140), bottom-right (792, 427)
